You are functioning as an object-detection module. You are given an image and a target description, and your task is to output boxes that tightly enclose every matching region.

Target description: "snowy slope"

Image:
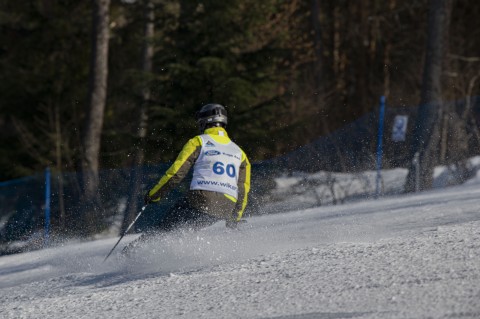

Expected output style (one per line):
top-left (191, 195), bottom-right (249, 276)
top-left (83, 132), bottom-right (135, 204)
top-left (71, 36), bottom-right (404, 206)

top-left (1, 174), bottom-right (480, 318)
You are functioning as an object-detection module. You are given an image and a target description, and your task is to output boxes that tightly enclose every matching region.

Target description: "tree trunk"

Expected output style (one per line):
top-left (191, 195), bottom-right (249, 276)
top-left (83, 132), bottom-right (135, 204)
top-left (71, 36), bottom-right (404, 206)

top-left (81, 0), bottom-right (111, 232)
top-left (54, 105), bottom-right (66, 231)
top-left (404, 0), bottom-right (452, 192)
top-left (311, 0), bottom-right (326, 142)
top-left (356, 1), bottom-right (370, 115)
top-left (121, 0), bottom-right (154, 233)
top-left (311, 0), bottom-right (322, 93)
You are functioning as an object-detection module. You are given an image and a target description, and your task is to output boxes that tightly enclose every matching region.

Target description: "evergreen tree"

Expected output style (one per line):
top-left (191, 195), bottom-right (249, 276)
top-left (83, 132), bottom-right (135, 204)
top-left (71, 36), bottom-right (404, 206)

top-left (146, 0), bottom-right (304, 160)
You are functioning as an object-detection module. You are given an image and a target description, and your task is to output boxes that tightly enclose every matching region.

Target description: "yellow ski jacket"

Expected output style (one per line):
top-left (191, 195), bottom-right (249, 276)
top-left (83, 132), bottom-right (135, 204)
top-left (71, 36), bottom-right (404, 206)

top-left (148, 127), bottom-right (251, 222)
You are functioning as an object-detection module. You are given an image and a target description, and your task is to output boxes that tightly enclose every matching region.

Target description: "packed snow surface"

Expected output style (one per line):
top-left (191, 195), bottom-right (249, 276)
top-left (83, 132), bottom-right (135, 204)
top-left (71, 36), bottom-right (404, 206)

top-left (1, 178), bottom-right (480, 318)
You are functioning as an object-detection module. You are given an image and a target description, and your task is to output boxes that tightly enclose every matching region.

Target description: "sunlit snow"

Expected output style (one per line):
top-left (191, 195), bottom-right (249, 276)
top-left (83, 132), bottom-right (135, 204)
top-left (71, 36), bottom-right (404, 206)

top-left (1, 166), bottom-right (479, 319)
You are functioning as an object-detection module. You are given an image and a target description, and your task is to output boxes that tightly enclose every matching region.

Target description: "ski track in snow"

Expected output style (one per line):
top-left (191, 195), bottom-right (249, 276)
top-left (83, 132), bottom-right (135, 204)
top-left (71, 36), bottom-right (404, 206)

top-left (1, 182), bottom-right (480, 319)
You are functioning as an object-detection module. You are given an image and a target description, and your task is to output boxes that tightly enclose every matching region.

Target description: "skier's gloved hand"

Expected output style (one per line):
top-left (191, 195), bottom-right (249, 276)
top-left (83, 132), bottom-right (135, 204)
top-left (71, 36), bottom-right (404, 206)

top-left (144, 193), bottom-right (153, 205)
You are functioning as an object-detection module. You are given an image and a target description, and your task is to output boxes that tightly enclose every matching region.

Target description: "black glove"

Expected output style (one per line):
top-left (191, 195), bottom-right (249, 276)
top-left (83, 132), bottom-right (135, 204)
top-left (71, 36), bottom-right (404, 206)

top-left (144, 193), bottom-right (153, 205)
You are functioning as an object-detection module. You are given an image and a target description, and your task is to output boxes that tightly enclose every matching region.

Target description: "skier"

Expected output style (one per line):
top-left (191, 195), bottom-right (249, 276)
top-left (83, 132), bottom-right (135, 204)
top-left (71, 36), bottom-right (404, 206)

top-left (123, 104), bottom-right (251, 253)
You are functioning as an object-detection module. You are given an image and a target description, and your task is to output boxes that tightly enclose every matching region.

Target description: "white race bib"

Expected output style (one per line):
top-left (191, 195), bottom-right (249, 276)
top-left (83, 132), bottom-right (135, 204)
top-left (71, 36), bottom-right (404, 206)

top-left (190, 135), bottom-right (243, 199)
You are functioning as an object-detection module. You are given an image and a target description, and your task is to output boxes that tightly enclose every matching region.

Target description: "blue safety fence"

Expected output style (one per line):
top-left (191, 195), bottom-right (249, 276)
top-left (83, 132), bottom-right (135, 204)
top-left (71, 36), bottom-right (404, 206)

top-left (0, 175), bottom-right (45, 246)
top-left (269, 96), bottom-right (480, 173)
top-left (1, 96), bottom-right (479, 254)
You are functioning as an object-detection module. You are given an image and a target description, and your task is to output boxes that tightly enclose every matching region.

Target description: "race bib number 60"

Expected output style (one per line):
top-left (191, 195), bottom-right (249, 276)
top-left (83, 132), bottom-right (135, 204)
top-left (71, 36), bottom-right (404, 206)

top-left (213, 161), bottom-right (236, 178)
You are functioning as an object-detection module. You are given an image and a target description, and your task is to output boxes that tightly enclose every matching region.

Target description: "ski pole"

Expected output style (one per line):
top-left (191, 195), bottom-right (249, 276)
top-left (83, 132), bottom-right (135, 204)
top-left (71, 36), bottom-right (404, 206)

top-left (103, 205), bottom-right (147, 262)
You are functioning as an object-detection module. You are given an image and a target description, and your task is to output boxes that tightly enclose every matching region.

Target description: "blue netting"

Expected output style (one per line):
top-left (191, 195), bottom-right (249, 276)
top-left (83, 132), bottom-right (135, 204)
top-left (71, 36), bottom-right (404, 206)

top-left (0, 175), bottom-right (45, 243)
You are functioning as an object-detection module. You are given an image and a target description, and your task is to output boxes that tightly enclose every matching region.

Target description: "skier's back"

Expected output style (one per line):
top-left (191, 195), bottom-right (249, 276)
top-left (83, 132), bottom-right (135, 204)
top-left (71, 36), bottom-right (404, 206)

top-left (123, 104), bottom-right (251, 253)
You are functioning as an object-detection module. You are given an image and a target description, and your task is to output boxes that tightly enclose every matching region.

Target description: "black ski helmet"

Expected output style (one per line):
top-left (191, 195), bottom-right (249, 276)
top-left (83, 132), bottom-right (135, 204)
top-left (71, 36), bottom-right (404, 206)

top-left (196, 104), bottom-right (228, 132)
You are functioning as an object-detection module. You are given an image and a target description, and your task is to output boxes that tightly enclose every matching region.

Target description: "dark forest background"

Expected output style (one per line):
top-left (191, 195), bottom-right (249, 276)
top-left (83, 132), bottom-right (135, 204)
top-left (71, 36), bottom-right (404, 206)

top-left (1, 0), bottom-right (480, 240)
top-left (1, 0), bottom-right (479, 182)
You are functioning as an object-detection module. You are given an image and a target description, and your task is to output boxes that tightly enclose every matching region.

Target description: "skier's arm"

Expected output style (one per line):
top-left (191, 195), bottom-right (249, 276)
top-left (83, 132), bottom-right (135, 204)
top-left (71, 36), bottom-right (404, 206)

top-left (233, 152), bottom-right (251, 221)
top-left (147, 137), bottom-right (202, 202)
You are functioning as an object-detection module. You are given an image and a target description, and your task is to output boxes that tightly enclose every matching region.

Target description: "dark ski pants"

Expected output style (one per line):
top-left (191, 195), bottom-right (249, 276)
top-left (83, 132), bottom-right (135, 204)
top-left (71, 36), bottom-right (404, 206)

top-left (155, 196), bottom-right (220, 232)
top-left (122, 197), bottom-right (219, 254)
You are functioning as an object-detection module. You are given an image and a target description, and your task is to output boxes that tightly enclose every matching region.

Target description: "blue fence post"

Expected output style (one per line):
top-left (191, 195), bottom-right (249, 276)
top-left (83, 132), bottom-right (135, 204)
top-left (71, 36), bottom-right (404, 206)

top-left (376, 96), bottom-right (386, 198)
top-left (44, 167), bottom-right (51, 246)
